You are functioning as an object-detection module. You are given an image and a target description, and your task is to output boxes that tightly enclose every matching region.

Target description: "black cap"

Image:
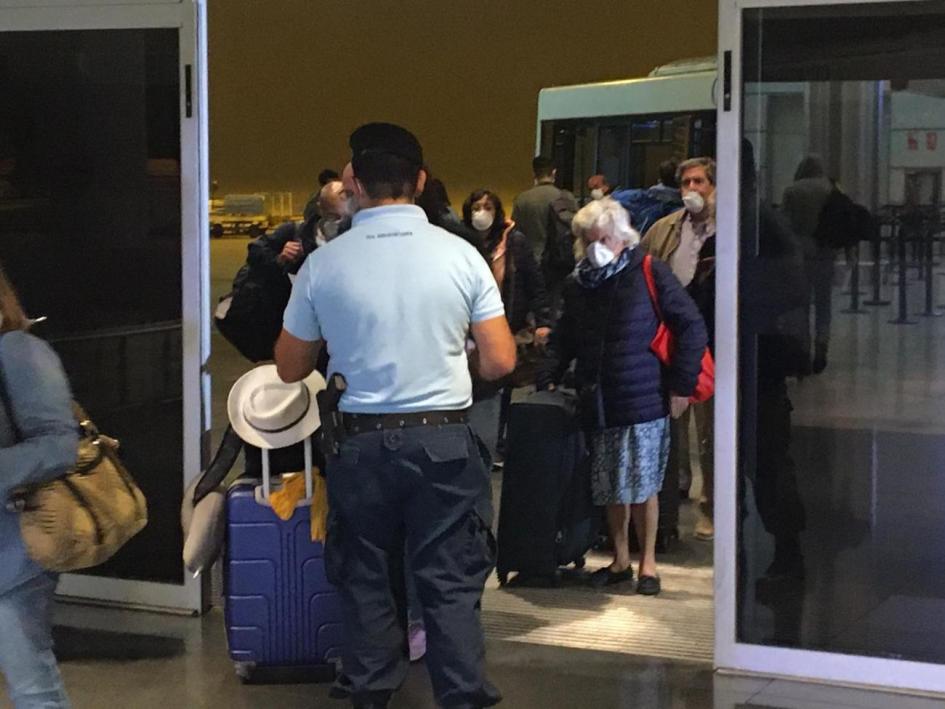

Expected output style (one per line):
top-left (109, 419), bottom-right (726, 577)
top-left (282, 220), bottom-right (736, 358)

top-left (349, 122), bottom-right (423, 167)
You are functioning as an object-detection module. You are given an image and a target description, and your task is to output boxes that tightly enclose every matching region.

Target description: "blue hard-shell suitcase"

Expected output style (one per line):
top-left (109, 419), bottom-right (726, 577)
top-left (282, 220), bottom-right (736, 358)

top-left (223, 439), bottom-right (344, 683)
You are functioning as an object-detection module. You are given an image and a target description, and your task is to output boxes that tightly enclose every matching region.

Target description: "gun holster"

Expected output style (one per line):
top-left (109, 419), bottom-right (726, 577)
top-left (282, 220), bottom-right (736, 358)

top-left (316, 373), bottom-right (348, 457)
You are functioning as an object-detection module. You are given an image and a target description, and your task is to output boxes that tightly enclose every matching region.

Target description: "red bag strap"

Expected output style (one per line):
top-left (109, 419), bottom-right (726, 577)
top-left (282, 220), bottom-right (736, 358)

top-left (642, 254), bottom-right (664, 321)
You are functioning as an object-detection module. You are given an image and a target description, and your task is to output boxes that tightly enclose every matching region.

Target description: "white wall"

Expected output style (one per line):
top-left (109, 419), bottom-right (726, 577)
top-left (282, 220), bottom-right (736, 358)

top-left (887, 89), bottom-right (945, 204)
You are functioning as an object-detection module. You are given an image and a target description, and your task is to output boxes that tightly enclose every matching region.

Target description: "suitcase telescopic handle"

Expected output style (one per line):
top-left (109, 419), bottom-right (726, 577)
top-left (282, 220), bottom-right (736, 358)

top-left (253, 437), bottom-right (315, 507)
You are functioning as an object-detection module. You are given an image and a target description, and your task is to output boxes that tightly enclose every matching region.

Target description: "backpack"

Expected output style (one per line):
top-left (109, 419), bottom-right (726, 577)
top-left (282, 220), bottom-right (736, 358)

top-left (214, 253), bottom-right (292, 363)
top-left (611, 187), bottom-right (684, 235)
top-left (813, 188), bottom-right (874, 249)
top-left (542, 193), bottom-right (577, 282)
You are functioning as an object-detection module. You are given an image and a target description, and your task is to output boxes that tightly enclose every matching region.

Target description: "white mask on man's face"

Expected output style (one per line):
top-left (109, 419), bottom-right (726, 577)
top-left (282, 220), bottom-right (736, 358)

top-left (590, 188), bottom-right (605, 201)
top-left (320, 217), bottom-right (341, 241)
top-left (683, 191), bottom-right (705, 214)
top-left (585, 240), bottom-right (616, 269)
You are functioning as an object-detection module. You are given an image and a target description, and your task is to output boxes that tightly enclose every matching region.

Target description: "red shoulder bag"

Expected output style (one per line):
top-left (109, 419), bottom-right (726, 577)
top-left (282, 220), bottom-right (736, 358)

top-left (642, 254), bottom-right (715, 403)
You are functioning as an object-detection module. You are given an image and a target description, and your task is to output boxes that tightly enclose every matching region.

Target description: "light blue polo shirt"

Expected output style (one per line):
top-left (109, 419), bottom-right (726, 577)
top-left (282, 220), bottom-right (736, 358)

top-left (283, 204), bottom-right (505, 413)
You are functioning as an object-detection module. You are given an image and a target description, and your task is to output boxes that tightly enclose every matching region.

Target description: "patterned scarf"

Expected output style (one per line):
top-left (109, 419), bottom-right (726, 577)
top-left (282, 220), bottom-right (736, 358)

top-left (574, 246), bottom-right (634, 289)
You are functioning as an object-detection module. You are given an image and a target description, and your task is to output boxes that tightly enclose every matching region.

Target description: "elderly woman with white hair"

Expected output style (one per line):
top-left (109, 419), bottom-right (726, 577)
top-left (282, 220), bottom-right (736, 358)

top-left (541, 197), bottom-right (707, 594)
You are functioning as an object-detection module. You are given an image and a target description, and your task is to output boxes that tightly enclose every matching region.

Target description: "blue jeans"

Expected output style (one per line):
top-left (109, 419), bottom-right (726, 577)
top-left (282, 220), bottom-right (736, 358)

top-left (0, 573), bottom-right (70, 709)
top-left (325, 424), bottom-right (500, 708)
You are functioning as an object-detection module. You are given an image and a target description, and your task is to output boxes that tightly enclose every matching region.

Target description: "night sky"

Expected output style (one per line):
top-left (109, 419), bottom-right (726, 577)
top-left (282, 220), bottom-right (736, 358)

top-left (207, 0), bottom-right (718, 210)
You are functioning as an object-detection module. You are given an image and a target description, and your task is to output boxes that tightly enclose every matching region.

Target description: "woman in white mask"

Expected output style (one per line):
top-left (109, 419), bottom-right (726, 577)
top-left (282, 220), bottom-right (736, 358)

top-left (462, 189), bottom-right (553, 462)
top-left (539, 197), bottom-right (708, 595)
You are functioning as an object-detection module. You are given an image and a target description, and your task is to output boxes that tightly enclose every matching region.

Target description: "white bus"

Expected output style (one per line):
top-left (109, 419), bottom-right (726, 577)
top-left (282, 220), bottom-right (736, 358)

top-left (535, 57), bottom-right (717, 201)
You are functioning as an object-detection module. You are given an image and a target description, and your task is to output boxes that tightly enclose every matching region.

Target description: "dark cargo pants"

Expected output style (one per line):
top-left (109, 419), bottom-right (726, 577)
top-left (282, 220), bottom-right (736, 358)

top-left (324, 423), bottom-right (501, 709)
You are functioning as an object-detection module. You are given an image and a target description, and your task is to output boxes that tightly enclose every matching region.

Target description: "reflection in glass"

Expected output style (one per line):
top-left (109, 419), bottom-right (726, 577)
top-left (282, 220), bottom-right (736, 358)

top-left (0, 30), bottom-right (184, 584)
top-left (738, 2), bottom-right (945, 663)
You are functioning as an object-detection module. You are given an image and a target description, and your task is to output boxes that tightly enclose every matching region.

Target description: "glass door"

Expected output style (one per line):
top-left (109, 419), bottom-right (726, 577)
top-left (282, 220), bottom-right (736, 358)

top-left (716, 0), bottom-right (945, 693)
top-left (0, 1), bottom-right (209, 612)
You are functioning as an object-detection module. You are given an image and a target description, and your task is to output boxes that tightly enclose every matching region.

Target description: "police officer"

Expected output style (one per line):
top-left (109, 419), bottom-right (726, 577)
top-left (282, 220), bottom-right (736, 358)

top-left (275, 123), bottom-right (514, 709)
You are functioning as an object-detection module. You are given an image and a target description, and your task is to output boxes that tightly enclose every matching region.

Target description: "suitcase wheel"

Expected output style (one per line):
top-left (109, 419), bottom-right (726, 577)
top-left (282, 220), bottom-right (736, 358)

top-left (497, 570), bottom-right (509, 586)
top-left (234, 662), bottom-right (255, 684)
top-left (574, 556), bottom-right (586, 570)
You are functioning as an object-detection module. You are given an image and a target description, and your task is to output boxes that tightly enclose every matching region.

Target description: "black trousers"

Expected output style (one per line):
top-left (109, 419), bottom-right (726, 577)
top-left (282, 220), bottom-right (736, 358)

top-left (324, 424), bottom-right (501, 709)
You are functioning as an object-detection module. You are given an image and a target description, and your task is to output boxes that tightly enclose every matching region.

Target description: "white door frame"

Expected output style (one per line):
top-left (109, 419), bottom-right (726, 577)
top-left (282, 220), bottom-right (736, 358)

top-left (0, 0), bottom-right (210, 614)
top-left (715, 0), bottom-right (945, 694)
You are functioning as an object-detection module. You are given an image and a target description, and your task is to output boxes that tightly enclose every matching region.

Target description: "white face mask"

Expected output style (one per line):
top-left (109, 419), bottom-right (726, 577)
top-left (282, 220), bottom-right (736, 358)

top-left (683, 191), bottom-right (705, 214)
top-left (320, 217), bottom-right (341, 241)
top-left (585, 241), bottom-right (616, 269)
top-left (590, 188), bottom-right (605, 201)
top-left (471, 210), bottom-right (494, 232)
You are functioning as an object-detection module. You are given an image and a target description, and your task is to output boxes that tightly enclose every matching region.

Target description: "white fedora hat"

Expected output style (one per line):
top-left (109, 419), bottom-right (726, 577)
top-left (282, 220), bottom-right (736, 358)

top-left (227, 365), bottom-right (326, 449)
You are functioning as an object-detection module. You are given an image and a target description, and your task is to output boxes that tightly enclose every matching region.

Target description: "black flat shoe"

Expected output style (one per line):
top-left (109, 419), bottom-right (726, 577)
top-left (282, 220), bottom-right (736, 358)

top-left (590, 566), bottom-right (634, 589)
top-left (636, 575), bottom-right (661, 596)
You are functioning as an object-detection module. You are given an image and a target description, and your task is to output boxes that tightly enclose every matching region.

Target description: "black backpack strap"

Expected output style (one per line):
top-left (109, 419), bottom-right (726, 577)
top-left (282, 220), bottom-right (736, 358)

top-left (193, 424), bottom-right (243, 504)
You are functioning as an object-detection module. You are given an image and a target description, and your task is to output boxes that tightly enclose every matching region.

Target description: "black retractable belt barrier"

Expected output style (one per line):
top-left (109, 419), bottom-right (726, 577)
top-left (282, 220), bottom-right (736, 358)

top-left (934, 209), bottom-right (945, 309)
top-left (841, 240), bottom-right (866, 298)
top-left (842, 243), bottom-right (867, 314)
top-left (918, 217), bottom-right (944, 317)
top-left (864, 213), bottom-right (891, 307)
top-left (890, 216), bottom-right (917, 325)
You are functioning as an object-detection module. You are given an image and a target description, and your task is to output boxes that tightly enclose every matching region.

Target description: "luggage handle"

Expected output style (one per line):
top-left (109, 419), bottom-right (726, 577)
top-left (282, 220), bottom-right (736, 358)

top-left (253, 437), bottom-right (314, 508)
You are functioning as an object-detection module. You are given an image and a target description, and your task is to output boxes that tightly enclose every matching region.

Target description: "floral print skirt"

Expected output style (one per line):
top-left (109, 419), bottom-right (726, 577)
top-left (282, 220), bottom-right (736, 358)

top-left (588, 417), bottom-right (671, 505)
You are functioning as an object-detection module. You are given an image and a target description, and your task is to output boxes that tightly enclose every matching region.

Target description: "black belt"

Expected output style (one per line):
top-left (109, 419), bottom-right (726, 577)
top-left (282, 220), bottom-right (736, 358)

top-left (343, 409), bottom-right (469, 434)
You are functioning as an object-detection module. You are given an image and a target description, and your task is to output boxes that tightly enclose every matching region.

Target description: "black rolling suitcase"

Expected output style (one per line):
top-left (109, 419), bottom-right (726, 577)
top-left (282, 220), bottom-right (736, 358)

top-left (495, 390), bottom-right (597, 586)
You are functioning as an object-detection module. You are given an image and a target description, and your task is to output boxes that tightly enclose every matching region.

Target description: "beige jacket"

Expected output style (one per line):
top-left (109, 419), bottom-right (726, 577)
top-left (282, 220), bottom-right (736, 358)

top-left (640, 208), bottom-right (687, 263)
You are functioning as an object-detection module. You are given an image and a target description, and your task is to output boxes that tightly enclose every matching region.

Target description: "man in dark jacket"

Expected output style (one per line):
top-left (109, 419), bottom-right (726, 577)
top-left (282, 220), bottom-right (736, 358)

top-left (512, 156), bottom-right (577, 318)
top-left (248, 179), bottom-right (354, 277)
top-left (512, 156), bottom-right (572, 261)
top-left (217, 180), bottom-right (354, 364)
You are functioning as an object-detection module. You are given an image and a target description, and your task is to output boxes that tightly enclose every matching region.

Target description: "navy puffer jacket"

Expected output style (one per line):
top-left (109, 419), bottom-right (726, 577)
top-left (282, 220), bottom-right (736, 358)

top-left (542, 247), bottom-right (707, 430)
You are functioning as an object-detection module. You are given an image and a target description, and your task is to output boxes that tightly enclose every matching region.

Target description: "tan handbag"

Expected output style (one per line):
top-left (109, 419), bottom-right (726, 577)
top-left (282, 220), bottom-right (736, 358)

top-left (8, 404), bottom-right (148, 572)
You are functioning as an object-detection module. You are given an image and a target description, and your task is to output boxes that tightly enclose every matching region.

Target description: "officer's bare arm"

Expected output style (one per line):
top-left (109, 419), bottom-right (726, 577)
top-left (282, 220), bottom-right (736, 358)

top-left (470, 315), bottom-right (516, 381)
top-left (274, 329), bottom-right (323, 383)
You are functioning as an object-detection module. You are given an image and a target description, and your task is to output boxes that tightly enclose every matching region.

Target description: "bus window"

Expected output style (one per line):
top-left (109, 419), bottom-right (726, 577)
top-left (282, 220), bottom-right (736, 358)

top-left (597, 124), bottom-right (630, 191)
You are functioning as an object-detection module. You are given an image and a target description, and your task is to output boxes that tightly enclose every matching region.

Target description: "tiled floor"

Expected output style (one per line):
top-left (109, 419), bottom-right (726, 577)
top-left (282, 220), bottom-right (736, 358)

top-left (51, 240), bottom-right (934, 708)
top-left (1, 602), bottom-right (942, 709)
top-left (189, 240), bottom-right (945, 706)
top-left (7, 242), bottom-right (945, 707)
top-left (482, 547), bottom-right (713, 662)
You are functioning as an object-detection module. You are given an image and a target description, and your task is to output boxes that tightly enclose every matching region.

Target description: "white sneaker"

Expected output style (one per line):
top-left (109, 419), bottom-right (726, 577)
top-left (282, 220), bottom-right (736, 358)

top-left (408, 621), bottom-right (427, 662)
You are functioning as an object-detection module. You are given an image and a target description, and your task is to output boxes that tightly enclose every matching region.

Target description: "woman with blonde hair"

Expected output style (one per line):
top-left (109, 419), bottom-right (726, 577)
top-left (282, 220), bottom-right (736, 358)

top-left (0, 260), bottom-right (76, 708)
